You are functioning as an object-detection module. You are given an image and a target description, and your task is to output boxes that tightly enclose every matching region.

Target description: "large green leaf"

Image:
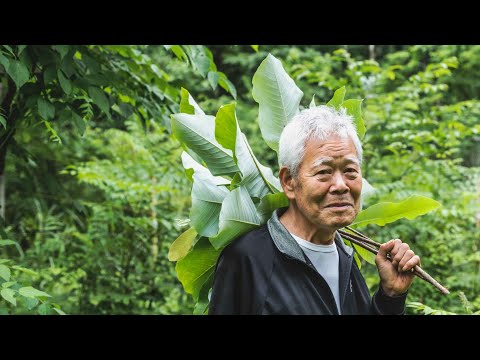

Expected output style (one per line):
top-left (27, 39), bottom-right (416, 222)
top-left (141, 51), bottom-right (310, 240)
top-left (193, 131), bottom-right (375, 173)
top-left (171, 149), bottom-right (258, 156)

top-left (0, 240), bottom-right (16, 246)
top-left (6, 60), bottom-right (30, 89)
top-left (0, 265), bottom-right (10, 281)
top-left (37, 97), bottom-right (55, 120)
top-left (210, 186), bottom-right (261, 249)
top-left (327, 86), bottom-right (346, 110)
top-left (1, 288), bottom-right (16, 306)
top-left (352, 195), bottom-right (441, 227)
top-left (71, 109), bottom-right (86, 136)
top-left (214, 103), bottom-right (237, 158)
top-left (193, 272), bottom-right (214, 314)
top-left (353, 252), bottom-right (362, 270)
top-left (43, 65), bottom-right (57, 85)
top-left (17, 45), bottom-right (27, 55)
top-left (180, 88), bottom-right (205, 115)
top-left (176, 237), bottom-right (221, 300)
top-left (341, 99), bottom-right (366, 139)
top-left (181, 152), bottom-right (230, 237)
top-left (57, 69), bottom-right (72, 95)
top-left (169, 45), bottom-right (188, 61)
top-left (0, 53), bottom-right (10, 69)
top-left (352, 243), bottom-right (376, 265)
top-left (237, 132), bottom-right (281, 198)
top-left (18, 286), bottom-right (51, 298)
top-left (168, 227), bottom-right (198, 262)
top-left (53, 45), bottom-right (70, 59)
top-left (218, 72), bottom-right (237, 99)
top-left (252, 54), bottom-right (303, 152)
top-left (52, 307), bottom-right (66, 315)
top-left (256, 192), bottom-right (289, 223)
top-left (215, 103), bottom-right (281, 198)
top-left (1, 281), bottom-right (15, 288)
top-left (11, 265), bottom-right (38, 276)
top-left (191, 180), bottom-right (229, 238)
top-left (184, 45), bottom-right (211, 78)
top-left (38, 303), bottom-right (50, 315)
top-left (24, 297), bottom-right (39, 310)
top-left (88, 86), bottom-right (111, 118)
top-left (171, 113), bottom-right (238, 176)
top-left (181, 151), bottom-right (230, 185)
top-left (208, 71), bottom-right (220, 90)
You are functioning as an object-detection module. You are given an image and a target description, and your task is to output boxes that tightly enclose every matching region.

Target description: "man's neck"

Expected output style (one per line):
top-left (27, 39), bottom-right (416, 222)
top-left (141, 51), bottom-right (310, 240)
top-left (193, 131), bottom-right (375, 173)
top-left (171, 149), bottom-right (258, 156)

top-left (279, 206), bottom-right (336, 245)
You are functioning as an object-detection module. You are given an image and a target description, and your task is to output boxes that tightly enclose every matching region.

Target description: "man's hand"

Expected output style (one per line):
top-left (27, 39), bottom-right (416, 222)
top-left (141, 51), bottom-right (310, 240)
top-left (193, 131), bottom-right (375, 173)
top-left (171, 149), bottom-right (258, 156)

top-left (375, 239), bottom-right (421, 297)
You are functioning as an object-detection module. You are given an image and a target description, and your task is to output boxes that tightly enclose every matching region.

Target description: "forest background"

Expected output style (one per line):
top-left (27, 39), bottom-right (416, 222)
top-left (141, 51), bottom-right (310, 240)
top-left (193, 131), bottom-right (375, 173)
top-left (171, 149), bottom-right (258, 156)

top-left (0, 45), bottom-right (478, 315)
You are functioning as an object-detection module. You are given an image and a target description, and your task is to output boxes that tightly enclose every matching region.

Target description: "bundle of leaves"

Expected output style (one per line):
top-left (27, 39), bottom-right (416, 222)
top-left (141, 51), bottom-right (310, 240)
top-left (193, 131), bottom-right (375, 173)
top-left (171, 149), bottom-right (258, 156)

top-left (168, 53), bottom-right (441, 314)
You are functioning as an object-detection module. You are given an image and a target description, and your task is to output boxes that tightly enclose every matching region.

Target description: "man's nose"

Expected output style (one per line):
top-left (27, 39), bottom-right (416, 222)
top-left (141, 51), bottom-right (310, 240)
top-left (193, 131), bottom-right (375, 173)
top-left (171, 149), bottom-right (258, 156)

top-left (330, 172), bottom-right (349, 194)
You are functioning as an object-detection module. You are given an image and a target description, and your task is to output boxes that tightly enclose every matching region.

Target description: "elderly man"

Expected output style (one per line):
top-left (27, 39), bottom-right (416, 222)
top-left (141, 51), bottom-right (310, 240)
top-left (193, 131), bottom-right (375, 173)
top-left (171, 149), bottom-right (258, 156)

top-left (209, 106), bottom-right (421, 315)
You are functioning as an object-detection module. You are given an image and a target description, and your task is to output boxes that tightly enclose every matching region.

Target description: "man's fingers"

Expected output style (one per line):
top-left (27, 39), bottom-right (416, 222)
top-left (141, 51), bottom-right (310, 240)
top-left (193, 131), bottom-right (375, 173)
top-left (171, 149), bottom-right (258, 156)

top-left (393, 244), bottom-right (411, 270)
top-left (402, 255), bottom-right (421, 272)
top-left (398, 249), bottom-right (414, 271)
top-left (377, 239), bottom-right (395, 260)
top-left (382, 239), bottom-right (402, 265)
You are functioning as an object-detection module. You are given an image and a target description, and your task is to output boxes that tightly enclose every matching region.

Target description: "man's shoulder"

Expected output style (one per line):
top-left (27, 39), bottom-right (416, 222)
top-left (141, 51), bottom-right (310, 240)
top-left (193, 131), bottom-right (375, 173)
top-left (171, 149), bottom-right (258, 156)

top-left (221, 224), bottom-right (273, 259)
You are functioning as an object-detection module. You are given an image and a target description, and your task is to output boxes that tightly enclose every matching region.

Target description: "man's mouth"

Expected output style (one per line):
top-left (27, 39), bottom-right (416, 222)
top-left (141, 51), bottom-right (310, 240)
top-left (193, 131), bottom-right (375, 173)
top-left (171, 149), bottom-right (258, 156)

top-left (325, 202), bottom-right (353, 209)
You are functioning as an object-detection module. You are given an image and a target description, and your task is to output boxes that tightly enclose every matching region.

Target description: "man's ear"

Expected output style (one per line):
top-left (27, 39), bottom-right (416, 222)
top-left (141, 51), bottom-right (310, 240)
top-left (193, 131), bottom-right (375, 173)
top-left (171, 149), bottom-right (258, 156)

top-left (279, 166), bottom-right (295, 200)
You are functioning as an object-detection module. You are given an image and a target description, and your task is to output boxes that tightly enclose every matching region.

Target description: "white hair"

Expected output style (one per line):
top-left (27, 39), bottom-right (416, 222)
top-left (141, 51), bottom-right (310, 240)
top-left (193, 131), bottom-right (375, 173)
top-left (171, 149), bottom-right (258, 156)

top-left (278, 105), bottom-right (363, 177)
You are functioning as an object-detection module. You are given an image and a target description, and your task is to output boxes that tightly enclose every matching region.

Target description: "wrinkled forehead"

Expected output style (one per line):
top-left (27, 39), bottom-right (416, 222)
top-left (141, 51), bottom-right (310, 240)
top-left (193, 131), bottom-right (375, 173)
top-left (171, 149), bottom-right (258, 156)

top-left (312, 155), bottom-right (360, 168)
top-left (300, 136), bottom-right (360, 168)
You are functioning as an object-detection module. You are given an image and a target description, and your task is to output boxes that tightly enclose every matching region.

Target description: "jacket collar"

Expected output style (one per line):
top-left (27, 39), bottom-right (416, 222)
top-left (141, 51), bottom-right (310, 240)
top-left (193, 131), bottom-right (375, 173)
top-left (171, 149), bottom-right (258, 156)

top-left (267, 207), bottom-right (355, 310)
top-left (267, 207), bottom-right (354, 261)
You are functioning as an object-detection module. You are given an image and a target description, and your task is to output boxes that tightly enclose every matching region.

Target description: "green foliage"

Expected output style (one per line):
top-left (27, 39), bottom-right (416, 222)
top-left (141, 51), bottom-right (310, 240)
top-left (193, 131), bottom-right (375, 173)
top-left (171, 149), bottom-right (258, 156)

top-left (0, 240), bottom-right (64, 314)
top-left (164, 45), bottom-right (237, 99)
top-left (14, 118), bottom-right (194, 314)
top-left (407, 292), bottom-right (480, 315)
top-left (1, 45), bottom-right (235, 314)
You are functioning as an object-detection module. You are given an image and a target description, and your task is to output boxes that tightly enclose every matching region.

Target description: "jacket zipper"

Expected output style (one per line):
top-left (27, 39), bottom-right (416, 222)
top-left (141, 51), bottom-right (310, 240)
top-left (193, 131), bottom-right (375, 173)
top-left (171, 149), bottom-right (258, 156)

top-left (285, 254), bottom-right (340, 315)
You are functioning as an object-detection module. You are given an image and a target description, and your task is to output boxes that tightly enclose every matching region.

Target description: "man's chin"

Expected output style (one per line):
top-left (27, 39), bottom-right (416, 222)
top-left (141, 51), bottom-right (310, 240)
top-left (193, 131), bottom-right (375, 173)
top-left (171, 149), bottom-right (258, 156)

top-left (329, 217), bottom-right (355, 229)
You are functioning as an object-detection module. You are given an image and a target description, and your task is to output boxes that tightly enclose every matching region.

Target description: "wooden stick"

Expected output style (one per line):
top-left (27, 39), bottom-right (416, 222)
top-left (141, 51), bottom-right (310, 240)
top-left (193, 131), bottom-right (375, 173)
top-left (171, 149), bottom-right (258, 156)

top-left (338, 229), bottom-right (449, 295)
top-left (340, 228), bottom-right (381, 248)
top-left (339, 232), bottom-right (428, 282)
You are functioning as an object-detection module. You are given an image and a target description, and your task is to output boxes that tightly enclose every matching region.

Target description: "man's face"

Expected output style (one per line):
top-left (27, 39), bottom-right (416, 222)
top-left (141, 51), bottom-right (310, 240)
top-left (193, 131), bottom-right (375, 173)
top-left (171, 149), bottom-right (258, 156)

top-left (286, 135), bottom-right (362, 232)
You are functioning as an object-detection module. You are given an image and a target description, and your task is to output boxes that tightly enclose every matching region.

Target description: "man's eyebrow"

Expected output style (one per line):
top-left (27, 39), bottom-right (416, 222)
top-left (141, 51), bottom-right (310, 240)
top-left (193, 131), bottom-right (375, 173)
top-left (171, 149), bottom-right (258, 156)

top-left (345, 156), bottom-right (360, 166)
top-left (312, 157), bottom-right (334, 168)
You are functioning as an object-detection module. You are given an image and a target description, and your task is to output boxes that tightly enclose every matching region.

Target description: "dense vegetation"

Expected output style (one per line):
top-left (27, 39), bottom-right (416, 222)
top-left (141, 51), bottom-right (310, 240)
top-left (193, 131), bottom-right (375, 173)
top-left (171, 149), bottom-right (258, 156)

top-left (0, 45), bottom-right (478, 314)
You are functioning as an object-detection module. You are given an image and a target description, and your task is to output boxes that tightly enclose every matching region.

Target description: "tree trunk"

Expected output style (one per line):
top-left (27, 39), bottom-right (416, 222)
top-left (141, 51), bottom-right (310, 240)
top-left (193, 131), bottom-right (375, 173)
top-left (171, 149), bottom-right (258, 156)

top-left (0, 78), bottom-right (17, 220)
top-left (150, 176), bottom-right (158, 265)
top-left (369, 45), bottom-right (376, 60)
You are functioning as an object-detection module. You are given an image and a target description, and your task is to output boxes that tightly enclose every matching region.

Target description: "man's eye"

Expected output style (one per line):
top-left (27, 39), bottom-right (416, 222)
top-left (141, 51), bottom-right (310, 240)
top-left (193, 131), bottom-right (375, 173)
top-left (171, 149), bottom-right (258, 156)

top-left (345, 168), bottom-right (357, 173)
top-left (317, 170), bottom-right (331, 175)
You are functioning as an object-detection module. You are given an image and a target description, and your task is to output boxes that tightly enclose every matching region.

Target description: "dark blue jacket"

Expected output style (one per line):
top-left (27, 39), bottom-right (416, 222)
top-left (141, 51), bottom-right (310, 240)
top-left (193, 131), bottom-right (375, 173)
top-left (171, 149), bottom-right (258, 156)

top-left (209, 208), bottom-right (407, 315)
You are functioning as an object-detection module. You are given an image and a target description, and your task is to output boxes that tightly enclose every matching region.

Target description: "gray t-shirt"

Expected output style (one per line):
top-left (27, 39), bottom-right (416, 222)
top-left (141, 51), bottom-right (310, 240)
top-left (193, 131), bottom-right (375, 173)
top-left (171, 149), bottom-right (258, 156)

top-left (290, 233), bottom-right (341, 314)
